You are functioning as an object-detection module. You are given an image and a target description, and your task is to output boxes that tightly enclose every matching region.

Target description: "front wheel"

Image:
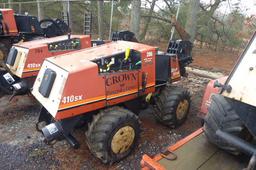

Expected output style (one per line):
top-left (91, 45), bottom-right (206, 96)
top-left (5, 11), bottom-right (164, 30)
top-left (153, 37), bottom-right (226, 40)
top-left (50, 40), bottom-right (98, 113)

top-left (204, 94), bottom-right (246, 154)
top-left (86, 107), bottom-right (141, 164)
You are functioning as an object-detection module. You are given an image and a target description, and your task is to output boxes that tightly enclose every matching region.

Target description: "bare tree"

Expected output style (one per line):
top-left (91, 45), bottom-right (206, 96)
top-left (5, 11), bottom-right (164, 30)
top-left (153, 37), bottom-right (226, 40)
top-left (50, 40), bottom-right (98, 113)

top-left (198, 0), bottom-right (226, 49)
top-left (185, 0), bottom-right (200, 42)
top-left (97, 0), bottom-right (104, 39)
top-left (130, 0), bottom-right (141, 38)
top-left (200, 0), bottom-right (225, 17)
top-left (140, 0), bottom-right (157, 40)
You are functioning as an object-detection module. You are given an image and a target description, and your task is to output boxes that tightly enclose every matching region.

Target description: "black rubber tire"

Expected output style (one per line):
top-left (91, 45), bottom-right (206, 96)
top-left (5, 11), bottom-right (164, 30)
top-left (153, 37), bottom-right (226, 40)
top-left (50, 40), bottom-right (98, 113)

top-left (86, 106), bottom-right (141, 164)
top-left (0, 42), bottom-right (8, 62)
top-left (204, 94), bottom-right (244, 153)
top-left (0, 70), bottom-right (14, 95)
top-left (154, 86), bottom-right (191, 128)
top-left (179, 65), bottom-right (187, 77)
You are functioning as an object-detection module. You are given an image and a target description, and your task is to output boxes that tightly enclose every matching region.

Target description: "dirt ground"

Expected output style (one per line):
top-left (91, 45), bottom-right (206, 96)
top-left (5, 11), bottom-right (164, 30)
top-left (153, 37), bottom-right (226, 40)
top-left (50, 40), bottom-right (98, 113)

top-left (155, 40), bottom-right (240, 74)
top-left (0, 47), bottom-right (238, 170)
top-left (0, 73), bottom-right (212, 170)
top-left (191, 47), bottom-right (240, 74)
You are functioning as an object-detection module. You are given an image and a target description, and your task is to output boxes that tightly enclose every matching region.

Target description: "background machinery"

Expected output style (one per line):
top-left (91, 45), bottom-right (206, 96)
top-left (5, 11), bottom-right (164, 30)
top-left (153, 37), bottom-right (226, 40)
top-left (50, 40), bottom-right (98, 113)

top-left (0, 34), bottom-right (91, 98)
top-left (32, 40), bottom-right (192, 164)
top-left (111, 30), bottom-right (138, 42)
top-left (111, 17), bottom-right (193, 77)
top-left (167, 17), bottom-right (193, 76)
top-left (0, 27), bottom-right (157, 99)
top-left (0, 8), bottom-right (69, 62)
top-left (141, 32), bottom-right (256, 170)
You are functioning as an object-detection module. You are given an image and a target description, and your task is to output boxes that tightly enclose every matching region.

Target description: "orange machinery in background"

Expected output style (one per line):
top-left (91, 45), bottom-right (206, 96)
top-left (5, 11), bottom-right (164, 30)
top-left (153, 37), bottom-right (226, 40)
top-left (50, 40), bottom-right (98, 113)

top-left (0, 34), bottom-right (91, 97)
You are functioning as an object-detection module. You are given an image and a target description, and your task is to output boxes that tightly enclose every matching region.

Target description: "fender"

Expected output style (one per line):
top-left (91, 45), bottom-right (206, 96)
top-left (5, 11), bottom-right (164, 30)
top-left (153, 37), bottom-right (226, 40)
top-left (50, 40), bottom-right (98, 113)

top-left (199, 76), bottom-right (227, 117)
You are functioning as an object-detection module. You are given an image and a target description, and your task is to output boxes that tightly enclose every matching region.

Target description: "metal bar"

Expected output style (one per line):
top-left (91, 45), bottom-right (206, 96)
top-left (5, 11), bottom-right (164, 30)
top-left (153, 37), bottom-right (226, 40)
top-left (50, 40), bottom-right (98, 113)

top-left (64, 133), bottom-right (80, 149)
top-left (18, 3), bottom-right (21, 13)
top-left (216, 130), bottom-right (256, 155)
top-left (37, 0), bottom-right (42, 20)
top-left (67, 0), bottom-right (72, 29)
top-left (67, 1), bottom-right (70, 28)
top-left (169, 1), bottom-right (181, 41)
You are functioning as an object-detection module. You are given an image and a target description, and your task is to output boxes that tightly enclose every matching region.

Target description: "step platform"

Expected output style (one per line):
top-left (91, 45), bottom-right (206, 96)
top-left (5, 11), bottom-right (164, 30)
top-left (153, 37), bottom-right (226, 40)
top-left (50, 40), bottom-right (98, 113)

top-left (141, 128), bottom-right (249, 170)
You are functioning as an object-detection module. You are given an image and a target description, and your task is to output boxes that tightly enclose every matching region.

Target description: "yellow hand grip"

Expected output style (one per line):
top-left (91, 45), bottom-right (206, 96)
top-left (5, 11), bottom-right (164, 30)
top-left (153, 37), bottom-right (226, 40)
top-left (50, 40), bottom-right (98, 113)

top-left (125, 48), bottom-right (131, 60)
top-left (145, 93), bottom-right (152, 102)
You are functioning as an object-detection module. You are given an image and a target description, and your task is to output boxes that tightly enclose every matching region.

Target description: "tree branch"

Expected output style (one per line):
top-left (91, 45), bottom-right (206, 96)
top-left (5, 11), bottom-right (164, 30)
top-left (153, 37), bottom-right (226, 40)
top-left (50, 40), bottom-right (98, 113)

top-left (141, 15), bottom-right (172, 24)
top-left (199, 4), bottom-right (224, 25)
top-left (163, 0), bottom-right (172, 11)
top-left (145, 0), bottom-right (170, 16)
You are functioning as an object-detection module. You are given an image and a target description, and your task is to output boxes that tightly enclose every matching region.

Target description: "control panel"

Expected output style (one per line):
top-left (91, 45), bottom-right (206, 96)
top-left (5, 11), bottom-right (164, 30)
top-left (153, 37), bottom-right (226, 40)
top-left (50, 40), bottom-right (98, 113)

top-left (48, 38), bottom-right (81, 52)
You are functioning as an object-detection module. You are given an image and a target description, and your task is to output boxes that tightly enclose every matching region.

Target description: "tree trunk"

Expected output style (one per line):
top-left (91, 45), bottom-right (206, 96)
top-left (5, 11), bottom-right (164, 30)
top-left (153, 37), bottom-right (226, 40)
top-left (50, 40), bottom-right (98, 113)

top-left (185, 0), bottom-right (200, 42)
top-left (37, 0), bottom-right (44, 20)
top-left (130, 0), bottom-right (141, 38)
top-left (200, 35), bottom-right (203, 48)
top-left (140, 0), bottom-right (157, 40)
top-left (97, 0), bottom-right (104, 39)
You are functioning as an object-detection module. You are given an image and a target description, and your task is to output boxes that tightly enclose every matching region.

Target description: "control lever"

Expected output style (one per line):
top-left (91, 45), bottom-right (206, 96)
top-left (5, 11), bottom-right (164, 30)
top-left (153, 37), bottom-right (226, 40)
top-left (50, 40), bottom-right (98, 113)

top-left (214, 80), bottom-right (232, 93)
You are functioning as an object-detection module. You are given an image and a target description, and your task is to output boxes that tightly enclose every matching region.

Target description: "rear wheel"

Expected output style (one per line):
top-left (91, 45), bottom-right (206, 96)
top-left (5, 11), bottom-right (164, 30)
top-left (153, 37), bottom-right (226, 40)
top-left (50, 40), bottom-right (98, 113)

top-left (154, 86), bottom-right (191, 128)
top-left (86, 107), bottom-right (141, 164)
top-left (204, 94), bottom-right (245, 154)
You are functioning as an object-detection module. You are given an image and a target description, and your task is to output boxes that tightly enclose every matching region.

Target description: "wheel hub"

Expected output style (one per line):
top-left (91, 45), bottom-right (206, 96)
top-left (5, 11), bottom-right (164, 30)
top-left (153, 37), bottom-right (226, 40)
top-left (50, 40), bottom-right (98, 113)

top-left (111, 126), bottom-right (135, 154)
top-left (176, 100), bottom-right (189, 120)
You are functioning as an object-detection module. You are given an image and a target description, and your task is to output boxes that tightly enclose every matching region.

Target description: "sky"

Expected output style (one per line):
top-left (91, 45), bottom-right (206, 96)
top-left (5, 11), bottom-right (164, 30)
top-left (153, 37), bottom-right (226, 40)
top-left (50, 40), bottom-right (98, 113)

top-left (142, 0), bottom-right (256, 17)
top-left (207, 0), bottom-right (256, 16)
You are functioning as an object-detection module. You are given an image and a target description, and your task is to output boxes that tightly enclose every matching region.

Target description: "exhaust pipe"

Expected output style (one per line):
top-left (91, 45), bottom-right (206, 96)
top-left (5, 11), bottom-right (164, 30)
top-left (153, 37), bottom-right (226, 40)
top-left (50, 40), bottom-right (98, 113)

top-left (216, 130), bottom-right (256, 155)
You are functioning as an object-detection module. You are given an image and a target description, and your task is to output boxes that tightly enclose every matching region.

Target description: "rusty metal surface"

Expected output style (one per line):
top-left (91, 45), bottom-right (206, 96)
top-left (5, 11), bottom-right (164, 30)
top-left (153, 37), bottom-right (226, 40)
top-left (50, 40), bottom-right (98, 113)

top-left (158, 133), bottom-right (247, 170)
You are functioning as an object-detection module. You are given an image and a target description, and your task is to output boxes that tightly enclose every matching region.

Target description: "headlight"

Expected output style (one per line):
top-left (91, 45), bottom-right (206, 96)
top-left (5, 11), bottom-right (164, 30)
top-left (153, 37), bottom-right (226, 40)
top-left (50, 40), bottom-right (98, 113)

top-left (39, 68), bottom-right (57, 98)
top-left (6, 47), bottom-right (18, 66)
